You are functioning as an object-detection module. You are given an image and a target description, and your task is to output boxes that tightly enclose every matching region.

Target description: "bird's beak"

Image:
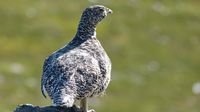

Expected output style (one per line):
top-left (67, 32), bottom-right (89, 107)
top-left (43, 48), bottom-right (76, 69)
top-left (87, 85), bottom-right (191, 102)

top-left (106, 8), bottom-right (113, 14)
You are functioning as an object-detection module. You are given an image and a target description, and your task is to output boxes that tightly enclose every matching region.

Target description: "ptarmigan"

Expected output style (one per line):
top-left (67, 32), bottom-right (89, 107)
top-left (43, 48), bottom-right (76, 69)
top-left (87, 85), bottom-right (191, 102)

top-left (41, 5), bottom-right (112, 112)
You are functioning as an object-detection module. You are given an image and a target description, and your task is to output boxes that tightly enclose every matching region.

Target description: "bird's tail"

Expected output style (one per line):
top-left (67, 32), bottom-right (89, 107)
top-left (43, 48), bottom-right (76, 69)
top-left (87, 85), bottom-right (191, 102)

top-left (41, 85), bottom-right (47, 98)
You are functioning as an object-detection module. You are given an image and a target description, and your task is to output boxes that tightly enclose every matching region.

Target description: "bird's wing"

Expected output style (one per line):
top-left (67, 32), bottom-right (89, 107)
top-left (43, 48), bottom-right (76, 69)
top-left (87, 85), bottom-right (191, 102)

top-left (62, 51), bottom-right (101, 98)
top-left (41, 50), bottom-right (101, 99)
top-left (59, 51), bottom-right (101, 84)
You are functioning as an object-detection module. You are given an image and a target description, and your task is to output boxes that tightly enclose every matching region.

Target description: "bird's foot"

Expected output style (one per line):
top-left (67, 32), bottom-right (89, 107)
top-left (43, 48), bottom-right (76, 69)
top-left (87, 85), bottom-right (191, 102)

top-left (81, 109), bottom-right (95, 112)
top-left (87, 109), bottom-right (96, 112)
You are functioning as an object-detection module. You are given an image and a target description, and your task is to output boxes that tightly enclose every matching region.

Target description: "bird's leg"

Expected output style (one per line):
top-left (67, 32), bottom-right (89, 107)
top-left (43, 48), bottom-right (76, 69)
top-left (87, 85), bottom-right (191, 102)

top-left (80, 98), bottom-right (95, 112)
top-left (80, 98), bottom-right (88, 112)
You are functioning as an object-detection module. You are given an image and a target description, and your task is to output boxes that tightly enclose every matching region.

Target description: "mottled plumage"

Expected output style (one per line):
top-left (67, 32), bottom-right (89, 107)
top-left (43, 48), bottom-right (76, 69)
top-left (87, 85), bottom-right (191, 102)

top-left (41, 5), bottom-right (112, 112)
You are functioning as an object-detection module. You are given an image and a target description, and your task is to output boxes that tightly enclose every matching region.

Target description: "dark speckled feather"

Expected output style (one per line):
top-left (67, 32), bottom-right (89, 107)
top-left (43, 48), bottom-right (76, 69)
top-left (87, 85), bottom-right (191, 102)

top-left (41, 5), bottom-right (112, 107)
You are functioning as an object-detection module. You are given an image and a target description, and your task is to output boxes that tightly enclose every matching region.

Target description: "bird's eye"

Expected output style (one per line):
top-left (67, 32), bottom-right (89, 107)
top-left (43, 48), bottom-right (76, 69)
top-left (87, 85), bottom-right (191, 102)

top-left (99, 9), bottom-right (104, 12)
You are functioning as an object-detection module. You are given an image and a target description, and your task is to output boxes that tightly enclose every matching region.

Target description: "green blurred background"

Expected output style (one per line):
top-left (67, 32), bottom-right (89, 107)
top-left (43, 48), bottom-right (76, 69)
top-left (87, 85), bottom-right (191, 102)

top-left (0, 0), bottom-right (200, 112)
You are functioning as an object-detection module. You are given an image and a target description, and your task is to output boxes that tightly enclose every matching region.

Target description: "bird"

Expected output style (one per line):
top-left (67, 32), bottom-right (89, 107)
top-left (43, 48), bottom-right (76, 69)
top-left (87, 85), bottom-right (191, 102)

top-left (41, 5), bottom-right (112, 112)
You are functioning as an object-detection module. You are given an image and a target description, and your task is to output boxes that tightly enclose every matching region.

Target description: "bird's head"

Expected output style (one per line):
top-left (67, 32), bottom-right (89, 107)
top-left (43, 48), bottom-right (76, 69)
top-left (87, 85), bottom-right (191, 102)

top-left (81, 5), bottom-right (113, 26)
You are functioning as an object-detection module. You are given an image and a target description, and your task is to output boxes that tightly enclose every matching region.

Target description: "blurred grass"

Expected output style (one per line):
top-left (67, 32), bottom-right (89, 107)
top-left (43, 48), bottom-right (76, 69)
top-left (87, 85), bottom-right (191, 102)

top-left (0, 0), bottom-right (200, 112)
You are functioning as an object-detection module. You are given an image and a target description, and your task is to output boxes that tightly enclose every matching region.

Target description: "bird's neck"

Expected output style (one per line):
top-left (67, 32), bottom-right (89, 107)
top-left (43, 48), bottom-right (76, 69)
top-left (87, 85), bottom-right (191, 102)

top-left (75, 20), bottom-right (97, 40)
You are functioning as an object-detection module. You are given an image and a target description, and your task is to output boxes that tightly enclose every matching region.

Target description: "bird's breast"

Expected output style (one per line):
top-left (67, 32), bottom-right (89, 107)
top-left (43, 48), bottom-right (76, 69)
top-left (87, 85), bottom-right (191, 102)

top-left (80, 39), bottom-right (111, 78)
